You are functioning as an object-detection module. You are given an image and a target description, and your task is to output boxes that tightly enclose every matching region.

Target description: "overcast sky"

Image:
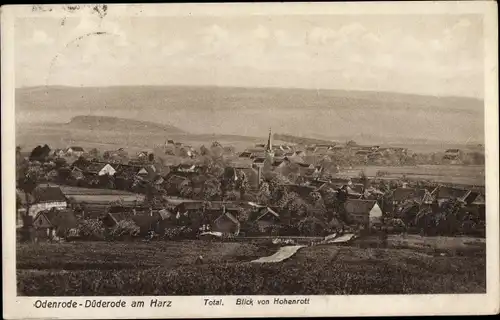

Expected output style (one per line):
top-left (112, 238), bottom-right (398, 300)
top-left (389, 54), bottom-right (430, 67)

top-left (15, 13), bottom-right (484, 98)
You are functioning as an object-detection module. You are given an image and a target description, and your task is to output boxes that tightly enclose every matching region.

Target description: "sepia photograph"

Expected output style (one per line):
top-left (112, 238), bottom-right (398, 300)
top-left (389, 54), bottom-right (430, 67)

top-left (2, 2), bottom-right (499, 318)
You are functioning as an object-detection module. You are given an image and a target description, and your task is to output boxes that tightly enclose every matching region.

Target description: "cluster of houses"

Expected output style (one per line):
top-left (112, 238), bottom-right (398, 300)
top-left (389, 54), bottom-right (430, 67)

top-left (239, 129), bottom-right (410, 170)
top-left (51, 146), bottom-right (86, 158)
top-left (17, 170), bottom-right (485, 241)
top-left (17, 136), bottom-right (485, 242)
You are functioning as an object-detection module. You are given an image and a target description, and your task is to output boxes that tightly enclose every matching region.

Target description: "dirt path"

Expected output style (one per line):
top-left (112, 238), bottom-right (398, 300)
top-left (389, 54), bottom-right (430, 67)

top-left (251, 245), bottom-right (305, 263)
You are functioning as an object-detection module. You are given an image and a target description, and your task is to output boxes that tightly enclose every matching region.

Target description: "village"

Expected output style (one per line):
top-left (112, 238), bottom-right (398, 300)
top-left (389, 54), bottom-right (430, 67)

top-left (16, 129), bottom-right (486, 244)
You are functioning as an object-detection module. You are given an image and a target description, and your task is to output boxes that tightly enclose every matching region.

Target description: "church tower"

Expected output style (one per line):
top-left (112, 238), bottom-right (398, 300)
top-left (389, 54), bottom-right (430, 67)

top-left (265, 128), bottom-right (275, 160)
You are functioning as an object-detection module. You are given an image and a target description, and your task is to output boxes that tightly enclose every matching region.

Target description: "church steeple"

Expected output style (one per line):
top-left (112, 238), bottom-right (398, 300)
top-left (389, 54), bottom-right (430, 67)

top-left (266, 128), bottom-right (272, 151)
top-left (265, 128), bottom-right (274, 161)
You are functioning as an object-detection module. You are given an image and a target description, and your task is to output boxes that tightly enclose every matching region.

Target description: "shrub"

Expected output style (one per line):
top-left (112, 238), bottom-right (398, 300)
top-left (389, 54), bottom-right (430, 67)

top-left (108, 220), bottom-right (140, 240)
top-left (77, 219), bottom-right (105, 240)
top-left (163, 226), bottom-right (196, 240)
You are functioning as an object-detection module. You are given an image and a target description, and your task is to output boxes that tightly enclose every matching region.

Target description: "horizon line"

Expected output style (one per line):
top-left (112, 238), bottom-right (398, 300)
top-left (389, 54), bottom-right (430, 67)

top-left (15, 83), bottom-right (484, 101)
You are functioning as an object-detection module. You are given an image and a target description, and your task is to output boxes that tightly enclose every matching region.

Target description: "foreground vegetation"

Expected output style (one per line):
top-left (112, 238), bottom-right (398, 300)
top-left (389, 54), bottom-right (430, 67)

top-left (17, 240), bottom-right (485, 296)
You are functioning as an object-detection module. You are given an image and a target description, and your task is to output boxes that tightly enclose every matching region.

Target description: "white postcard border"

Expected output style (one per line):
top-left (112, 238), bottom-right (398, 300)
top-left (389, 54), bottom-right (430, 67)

top-left (2, 2), bottom-right (499, 319)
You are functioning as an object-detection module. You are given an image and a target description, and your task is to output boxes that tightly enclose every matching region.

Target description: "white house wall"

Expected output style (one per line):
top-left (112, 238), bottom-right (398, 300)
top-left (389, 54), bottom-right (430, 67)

top-left (28, 202), bottom-right (67, 216)
top-left (369, 203), bottom-right (383, 225)
top-left (98, 164), bottom-right (116, 176)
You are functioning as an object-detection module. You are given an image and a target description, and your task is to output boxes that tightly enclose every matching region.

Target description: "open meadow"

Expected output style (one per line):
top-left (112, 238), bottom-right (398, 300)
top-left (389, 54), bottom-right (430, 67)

top-left (17, 238), bottom-right (486, 296)
top-left (342, 165), bottom-right (485, 186)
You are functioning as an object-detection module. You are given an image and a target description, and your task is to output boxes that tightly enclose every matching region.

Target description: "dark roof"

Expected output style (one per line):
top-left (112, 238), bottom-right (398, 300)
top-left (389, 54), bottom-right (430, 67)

top-left (392, 188), bottom-right (426, 202)
top-left (355, 150), bottom-right (371, 155)
top-left (205, 202), bottom-right (240, 212)
top-left (472, 194), bottom-right (485, 205)
top-left (175, 201), bottom-right (205, 212)
top-left (460, 191), bottom-right (481, 205)
top-left (283, 184), bottom-right (315, 197)
top-left (329, 178), bottom-right (352, 187)
top-left (105, 212), bottom-right (133, 224)
top-left (42, 209), bottom-right (78, 229)
top-left (215, 212), bottom-right (240, 225)
top-left (435, 186), bottom-right (469, 200)
top-left (173, 163), bottom-right (198, 171)
top-left (253, 158), bottom-right (266, 164)
top-left (115, 164), bottom-right (144, 176)
top-left (69, 146), bottom-right (84, 151)
top-left (296, 162), bottom-right (312, 168)
top-left (298, 216), bottom-right (327, 229)
top-left (250, 152), bottom-right (265, 159)
top-left (33, 186), bottom-right (67, 203)
top-left (84, 162), bottom-right (111, 174)
top-left (344, 199), bottom-right (377, 215)
top-left (273, 159), bottom-right (285, 166)
top-left (350, 183), bottom-right (365, 194)
top-left (166, 174), bottom-right (190, 187)
top-left (255, 207), bottom-right (280, 221)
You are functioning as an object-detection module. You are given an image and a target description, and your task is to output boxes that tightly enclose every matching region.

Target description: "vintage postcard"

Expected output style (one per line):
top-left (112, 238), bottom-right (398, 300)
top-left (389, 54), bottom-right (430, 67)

top-left (2, 2), bottom-right (499, 319)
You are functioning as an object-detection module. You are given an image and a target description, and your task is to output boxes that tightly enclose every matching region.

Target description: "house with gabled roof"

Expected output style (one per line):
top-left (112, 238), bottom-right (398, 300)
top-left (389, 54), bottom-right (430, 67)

top-left (33, 208), bottom-right (78, 240)
top-left (283, 184), bottom-right (316, 198)
top-left (329, 177), bottom-right (352, 189)
top-left (392, 188), bottom-right (428, 205)
top-left (164, 174), bottom-right (191, 195)
top-left (29, 186), bottom-right (68, 216)
top-left (174, 201), bottom-right (205, 217)
top-left (344, 199), bottom-right (383, 227)
top-left (65, 146), bottom-right (85, 157)
top-left (114, 164), bottom-right (147, 178)
top-left (459, 190), bottom-right (481, 205)
top-left (239, 151), bottom-right (252, 158)
top-left (472, 193), bottom-right (485, 205)
top-left (84, 161), bottom-right (117, 176)
top-left (253, 207), bottom-right (280, 232)
top-left (252, 157), bottom-right (267, 167)
top-left (100, 211), bottom-right (136, 228)
top-left (431, 186), bottom-right (470, 206)
top-left (294, 150), bottom-right (306, 157)
top-left (137, 151), bottom-right (150, 159)
top-left (212, 210), bottom-right (240, 236)
top-left (171, 163), bottom-right (204, 174)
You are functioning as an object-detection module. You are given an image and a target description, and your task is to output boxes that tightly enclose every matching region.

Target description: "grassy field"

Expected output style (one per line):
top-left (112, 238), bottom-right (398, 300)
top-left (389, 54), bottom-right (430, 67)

top-left (17, 239), bottom-right (485, 296)
top-left (46, 184), bottom-right (147, 204)
top-left (57, 185), bottom-right (141, 196)
top-left (342, 165), bottom-right (485, 186)
top-left (65, 194), bottom-right (145, 204)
